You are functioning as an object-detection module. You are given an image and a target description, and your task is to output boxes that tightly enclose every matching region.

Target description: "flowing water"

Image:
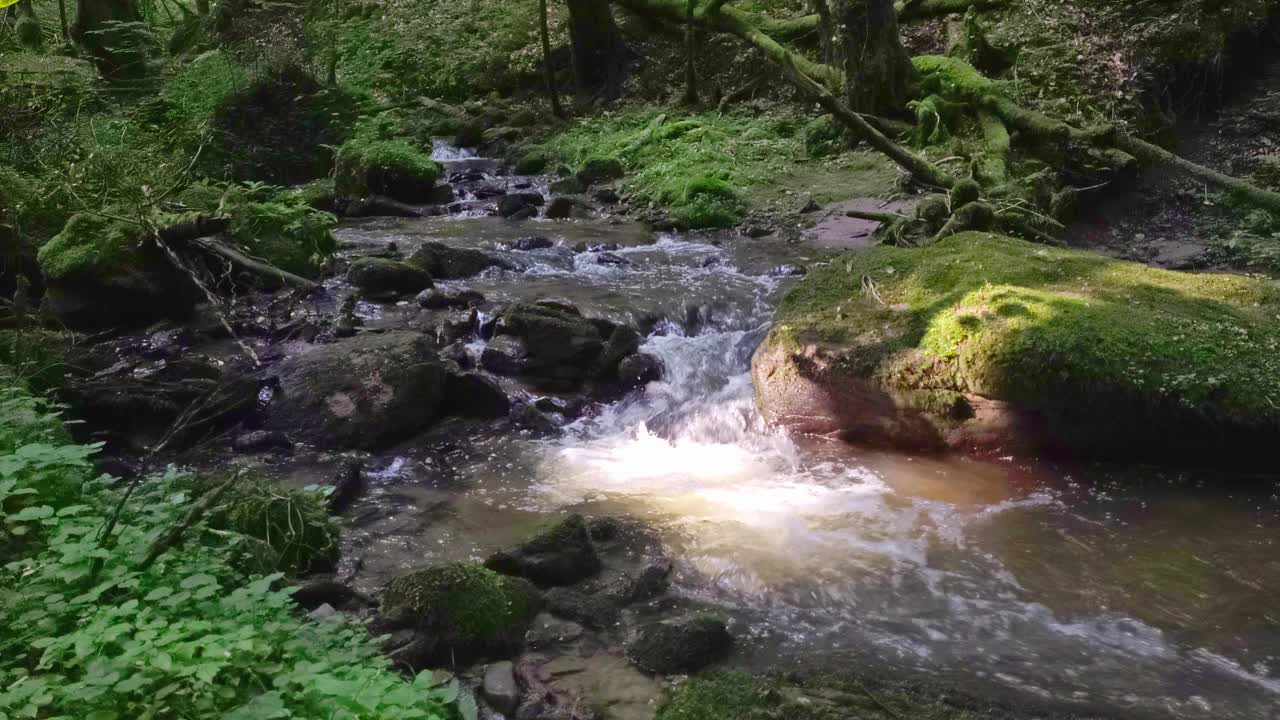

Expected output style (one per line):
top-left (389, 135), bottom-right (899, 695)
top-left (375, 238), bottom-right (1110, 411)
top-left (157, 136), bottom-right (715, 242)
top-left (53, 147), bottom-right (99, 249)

top-left (279, 157), bottom-right (1280, 719)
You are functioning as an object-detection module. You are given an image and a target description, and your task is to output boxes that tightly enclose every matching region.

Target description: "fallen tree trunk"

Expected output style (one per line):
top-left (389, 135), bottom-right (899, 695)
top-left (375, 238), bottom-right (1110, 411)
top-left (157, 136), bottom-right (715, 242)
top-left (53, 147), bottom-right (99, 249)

top-left (155, 214), bottom-right (319, 290)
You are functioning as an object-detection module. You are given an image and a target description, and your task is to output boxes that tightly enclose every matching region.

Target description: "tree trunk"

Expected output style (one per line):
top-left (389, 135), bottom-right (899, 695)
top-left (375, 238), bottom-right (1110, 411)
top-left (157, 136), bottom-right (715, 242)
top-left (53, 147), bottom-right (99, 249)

top-left (539, 0), bottom-right (564, 117)
top-left (683, 0), bottom-right (698, 104)
top-left (565, 0), bottom-right (626, 98)
top-left (831, 0), bottom-right (912, 116)
top-left (56, 0), bottom-right (69, 41)
top-left (14, 0), bottom-right (43, 50)
top-left (73, 0), bottom-right (145, 78)
top-left (813, 0), bottom-right (834, 64)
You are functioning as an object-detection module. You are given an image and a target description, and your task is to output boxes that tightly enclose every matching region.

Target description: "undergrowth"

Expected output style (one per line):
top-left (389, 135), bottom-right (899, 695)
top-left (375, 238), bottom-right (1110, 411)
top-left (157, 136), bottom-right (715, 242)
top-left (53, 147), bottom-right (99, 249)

top-left (0, 383), bottom-right (474, 720)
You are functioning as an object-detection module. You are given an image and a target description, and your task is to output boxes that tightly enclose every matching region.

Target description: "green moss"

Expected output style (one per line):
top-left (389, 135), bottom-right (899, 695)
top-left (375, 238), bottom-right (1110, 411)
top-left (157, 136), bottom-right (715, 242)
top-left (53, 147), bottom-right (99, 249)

top-left (513, 150), bottom-right (548, 175)
top-left (335, 138), bottom-right (441, 202)
top-left (210, 476), bottom-right (340, 576)
top-left (221, 184), bottom-right (338, 278)
top-left (37, 213), bottom-right (142, 282)
top-left (776, 232), bottom-right (1280, 445)
top-left (381, 562), bottom-right (533, 644)
top-left (656, 672), bottom-right (774, 720)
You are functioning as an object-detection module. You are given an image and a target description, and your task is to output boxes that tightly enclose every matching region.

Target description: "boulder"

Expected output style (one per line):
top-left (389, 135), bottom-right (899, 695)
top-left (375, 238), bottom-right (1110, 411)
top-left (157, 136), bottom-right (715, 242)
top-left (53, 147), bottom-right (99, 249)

top-left (545, 197), bottom-right (575, 220)
top-left (485, 514), bottom-right (602, 587)
top-left (625, 614), bottom-right (732, 675)
top-left (576, 157), bottom-right (624, 187)
top-left (379, 562), bottom-right (539, 667)
top-left (480, 335), bottom-right (531, 376)
top-left (483, 661), bottom-right (520, 715)
top-left (347, 257), bottom-right (433, 295)
top-left (598, 325), bottom-right (642, 377)
top-left (263, 332), bottom-right (448, 450)
top-left (326, 459), bottom-right (366, 514)
top-left (550, 177), bottom-right (586, 195)
top-left (445, 370), bottom-right (511, 418)
top-left (417, 287), bottom-right (486, 309)
top-left (409, 241), bottom-right (506, 279)
top-left (617, 353), bottom-right (664, 389)
top-left (754, 232), bottom-right (1280, 463)
top-left (495, 303), bottom-right (605, 384)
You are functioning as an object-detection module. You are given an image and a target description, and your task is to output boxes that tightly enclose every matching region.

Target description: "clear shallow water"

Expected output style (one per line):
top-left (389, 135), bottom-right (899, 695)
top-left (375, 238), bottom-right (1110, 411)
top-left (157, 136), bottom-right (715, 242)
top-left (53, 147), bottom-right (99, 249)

top-left (324, 210), bottom-right (1280, 719)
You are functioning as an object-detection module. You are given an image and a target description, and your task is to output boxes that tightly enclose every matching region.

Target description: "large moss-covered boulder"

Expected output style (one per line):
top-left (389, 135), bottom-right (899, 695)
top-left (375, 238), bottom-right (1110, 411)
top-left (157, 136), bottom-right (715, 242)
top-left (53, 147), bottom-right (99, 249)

top-left (380, 562), bottom-right (537, 666)
top-left (262, 331), bottom-right (448, 449)
top-left (37, 213), bottom-right (197, 329)
top-left (335, 138), bottom-right (441, 204)
top-left (347, 257), bottom-right (433, 295)
top-left (753, 233), bottom-right (1280, 462)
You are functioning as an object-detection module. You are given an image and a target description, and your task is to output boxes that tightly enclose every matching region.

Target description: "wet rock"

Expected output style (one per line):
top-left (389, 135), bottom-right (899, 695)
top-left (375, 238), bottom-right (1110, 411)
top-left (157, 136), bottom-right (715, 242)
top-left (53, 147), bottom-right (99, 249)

top-left (545, 197), bottom-right (575, 220)
top-left (347, 257), bottom-right (434, 295)
top-left (576, 158), bottom-right (624, 187)
top-left (481, 335), bottom-right (531, 376)
top-left (534, 298), bottom-right (582, 316)
top-left (617, 353), bottom-right (664, 389)
top-left (597, 325), bottom-right (642, 377)
top-left (740, 224), bottom-right (772, 238)
top-left (418, 287), bottom-right (487, 309)
top-left (701, 256), bottom-right (721, 268)
top-left (441, 341), bottom-right (474, 369)
top-left (610, 558), bottom-right (673, 604)
top-left (507, 205), bottom-right (538, 221)
top-left (543, 587), bottom-right (619, 630)
top-left (262, 332), bottom-right (448, 450)
top-left (327, 459), bottom-right (366, 514)
top-left (379, 562), bottom-right (540, 668)
top-left (510, 401), bottom-right (562, 435)
top-left (232, 430), bottom-right (294, 455)
top-left (344, 195), bottom-right (428, 218)
top-left (495, 303), bottom-right (605, 384)
top-left (625, 614), bottom-right (732, 674)
top-left (734, 325), bottom-right (769, 366)
top-left (445, 371), bottom-right (511, 419)
top-left (409, 241), bottom-right (507, 279)
top-left (511, 236), bottom-right (554, 251)
top-left (486, 514), bottom-right (602, 587)
top-left (525, 613), bottom-right (585, 649)
top-left (431, 183), bottom-right (454, 204)
top-left (483, 661), bottom-right (520, 715)
top-left (308, 604), bottom-right (339, 620)
top-left (499, 194), bottom-right (533, 218)
top-left (513, 656), bottom-right (603, 720)
top-left (471, 182), bottom-right (506, 199)
top-left (589, 243), bottom-right (619, 252)
top-left (593, 188), bottom-right (620, 204)
top-left (595, 252), bottom-right (629, 266)
top-left (586, 517), bottom-right (620, 542)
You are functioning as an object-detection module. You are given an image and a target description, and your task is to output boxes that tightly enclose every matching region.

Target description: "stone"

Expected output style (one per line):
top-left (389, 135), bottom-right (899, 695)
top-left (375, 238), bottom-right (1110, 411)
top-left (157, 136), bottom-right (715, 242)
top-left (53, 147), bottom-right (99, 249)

top-left (262, 332), bottom-right (448, 450)
top-left (496, 303), bottom-right (605, 381)
top-left (480, 335), bottom-right (531, 376)
top-left (445, 371), bottom-right (511, 419)
top-left (485, 514), bottom-right (602, 587)
top-left (576, 157), bottom-right (624, 187)
top-left (511, 236), bottom-right (554, 251)
top-left (483, 661), bottom-right (520, 715)
top-left (417, 287), bottom-right (487, 309)
top-left (409, 241), bottom-right (506, 279)
top-left (498, 194), bottom-right (532, 218)
top-left (326, 458), bottom-right (365, 514)
top-left (625, 614), bottom-right (732, 674)
top-left (545, 197), bottom-right (575, 220)
top-left (307, 603), bottom-right (339, 620)
top-left (544, 587), bottom-right (619, 630)
top-left (597, 325), bottom-right (642, 377)
top-left (617, 353), bottom-right (664, 389)
top-left (347, 257), bottom-right (434, 295)
top-left (525, 613), bottom-right (585, 648)
top-left (291, 579), bottom-right (364, 612)
top-left (753, 232), bottom-right (1280, 464)
top-left (433, 308), bottom-right (479, 342)
top-left (231, 430), bottom-right (294, 454)
top-left (507, 205), bottom-right (537, 221)
top-left (593, 188), bottom-right (620, 204)
top-left (610, 559), bottom-right (673, 604)
top-left (766, 263), bottom-right (807, 277)
top-left (550, 177), bottom-right (586, 195)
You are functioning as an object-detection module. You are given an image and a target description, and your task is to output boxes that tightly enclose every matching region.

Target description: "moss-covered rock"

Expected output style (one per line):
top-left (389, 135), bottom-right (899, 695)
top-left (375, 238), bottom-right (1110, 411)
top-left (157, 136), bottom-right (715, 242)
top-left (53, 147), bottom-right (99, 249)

top-left (656, 673), bottom-right (780, 720)
top-left (381, 561), bottom-right (537, 664)
top-left (37, 213), bottom-right (196, 329)
top-left (753, 232), bottom-right (1280, 463)
top-left (575, 157), bottom-right (624, 186)
top-left (335, 138), bottom-right (441, 203)
top-left (669, 175), bottom-right (744, 230)
top-left (626, 613), bottom-right (732, 674)
top-left (347, 257), bottom-right (433, 296)
top-left (210, 476), bottom-right (340, 575)
top-left (407, 241), bottom-right (505, 279)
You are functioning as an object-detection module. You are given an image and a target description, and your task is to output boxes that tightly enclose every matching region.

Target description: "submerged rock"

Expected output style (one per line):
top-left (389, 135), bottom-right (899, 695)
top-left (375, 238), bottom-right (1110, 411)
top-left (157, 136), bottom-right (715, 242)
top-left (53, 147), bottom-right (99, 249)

top-left (486, 514), bottom-right (602, 587)
top-left (625, 614), bottom-right (732, 674)
top-left (754, 232), bottom-right (1280, 463)
top-left (263, 332), bottom-right (448, 450)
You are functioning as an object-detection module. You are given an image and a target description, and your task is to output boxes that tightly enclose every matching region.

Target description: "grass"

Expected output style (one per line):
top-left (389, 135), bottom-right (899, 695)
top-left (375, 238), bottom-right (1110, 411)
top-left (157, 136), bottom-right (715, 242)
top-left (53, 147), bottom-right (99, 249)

top-left (772, 232), bottom-right (1280, 449)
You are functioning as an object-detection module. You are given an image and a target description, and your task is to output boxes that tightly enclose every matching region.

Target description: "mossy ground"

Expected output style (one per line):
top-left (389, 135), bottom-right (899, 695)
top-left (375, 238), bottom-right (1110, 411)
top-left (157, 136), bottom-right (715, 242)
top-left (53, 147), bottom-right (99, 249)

top-left (538, 109), bottom-right (898, 228)
top-left (776, 232), bottom-right (1280, 447)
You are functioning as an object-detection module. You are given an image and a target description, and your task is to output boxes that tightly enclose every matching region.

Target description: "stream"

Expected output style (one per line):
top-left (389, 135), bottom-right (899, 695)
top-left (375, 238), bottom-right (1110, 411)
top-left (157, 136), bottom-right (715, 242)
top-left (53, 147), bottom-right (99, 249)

top-left (221, 149), bottom-right (1280, 720)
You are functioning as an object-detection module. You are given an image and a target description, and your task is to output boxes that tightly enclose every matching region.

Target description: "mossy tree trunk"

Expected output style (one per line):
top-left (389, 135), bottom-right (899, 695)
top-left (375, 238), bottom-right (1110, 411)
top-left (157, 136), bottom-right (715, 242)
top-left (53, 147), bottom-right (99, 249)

top-left (14, 0), bottom-right (43, 50)
top-left (73, 0), bottom-right (145, 78)
top-left (566, 0), bottom-right (627, 99)
top-left (831, 0), bottom-right (913, 115)
top-left (683, 0), bottom-right (698, 104)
